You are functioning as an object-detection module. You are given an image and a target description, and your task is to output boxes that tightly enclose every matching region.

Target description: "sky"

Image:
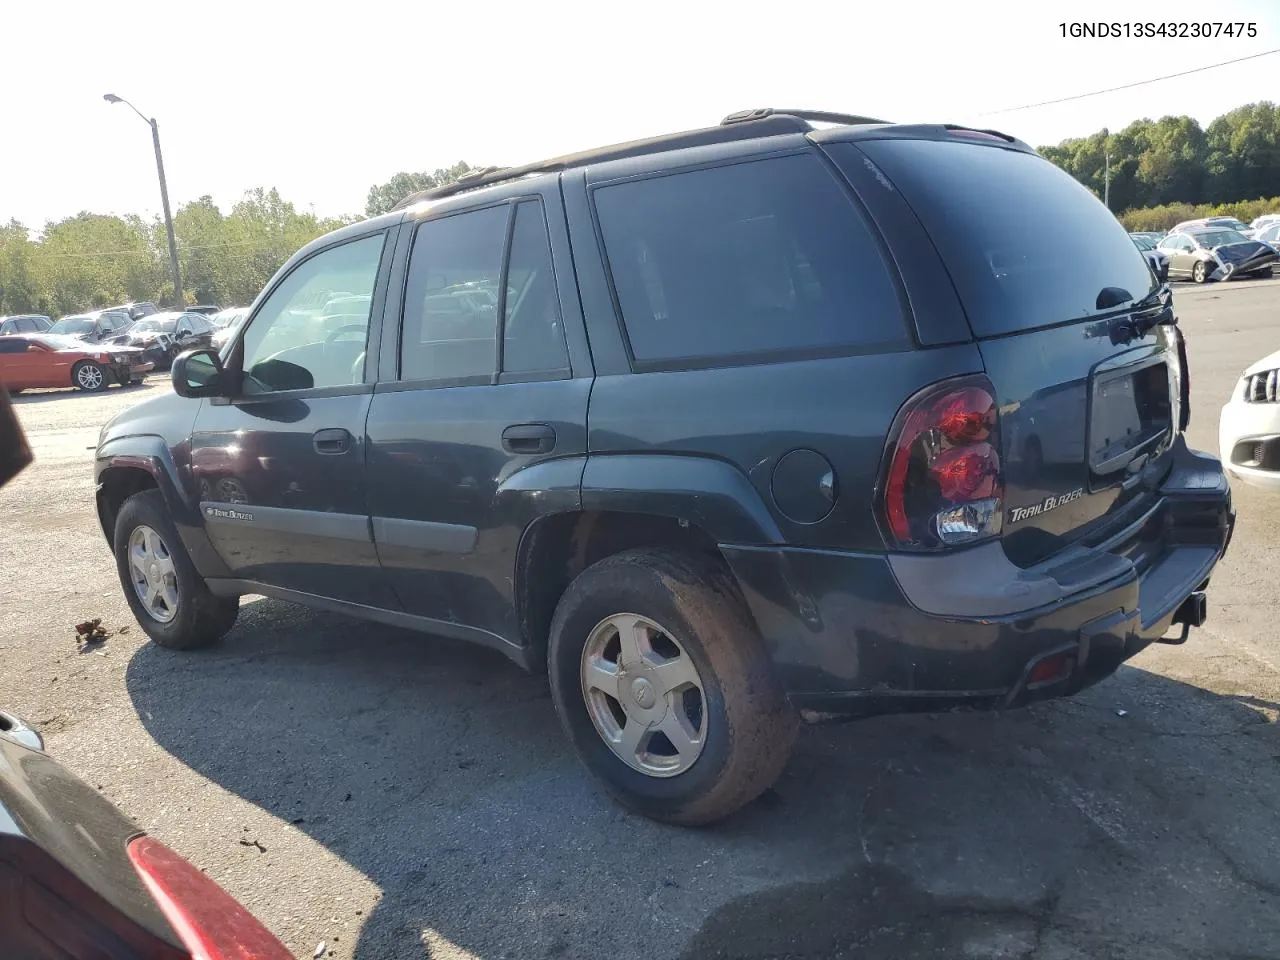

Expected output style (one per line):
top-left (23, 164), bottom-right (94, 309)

top-left (3, 0), bottom-right (1279, 230)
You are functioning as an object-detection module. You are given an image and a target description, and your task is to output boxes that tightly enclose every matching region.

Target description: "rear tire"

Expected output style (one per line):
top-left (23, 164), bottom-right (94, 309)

top-left (548, 548), bottom-right (797, 825)
top-left (114, 490), bottom-right (239, 650)
top-left (73, 360), bottom-right (108, 392)
top-left (1192, 260), bottom-right (1208, 284)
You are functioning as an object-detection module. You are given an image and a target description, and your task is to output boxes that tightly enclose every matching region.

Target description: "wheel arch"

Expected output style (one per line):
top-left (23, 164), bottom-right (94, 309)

top-left (512, 454), bottom-right (784, 670)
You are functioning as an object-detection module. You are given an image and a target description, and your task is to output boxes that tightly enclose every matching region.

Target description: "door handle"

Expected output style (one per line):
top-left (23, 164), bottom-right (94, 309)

top-left (313, 427), bottom-right (352, 455)
top-left (502, 423), bottom-right (556, 455)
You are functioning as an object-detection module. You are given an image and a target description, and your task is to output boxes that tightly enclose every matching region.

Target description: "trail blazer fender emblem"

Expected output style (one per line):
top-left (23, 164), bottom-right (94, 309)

top-left (1007, 488), bottom-right (1084, 525)
top-left (205, 505), bottom-right (255, 522)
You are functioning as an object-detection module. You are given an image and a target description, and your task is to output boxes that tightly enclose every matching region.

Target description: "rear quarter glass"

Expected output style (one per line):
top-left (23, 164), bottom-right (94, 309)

top-left (592, 151), bottom-right (909, 366)
top-left (837, 139), bottom-right (1156, 338)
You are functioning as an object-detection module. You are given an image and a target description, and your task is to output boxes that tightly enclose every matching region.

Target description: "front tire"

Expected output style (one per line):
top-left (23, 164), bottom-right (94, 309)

top-left (548, 548), bottom-right (797, 825)
top-left (114, 490), bottom-right (239, 649)
top-left (1192, 260), bottom-right (1209, 284)
top-left (73, 360), bottom-right (108, 392)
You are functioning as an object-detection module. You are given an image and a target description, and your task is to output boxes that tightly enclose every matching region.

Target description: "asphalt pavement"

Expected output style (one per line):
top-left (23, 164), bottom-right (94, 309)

top-left (2, 279), bottom-right (1279, 960)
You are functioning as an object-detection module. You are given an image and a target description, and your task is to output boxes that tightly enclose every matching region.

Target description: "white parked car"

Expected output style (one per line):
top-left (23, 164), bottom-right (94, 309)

top-left (1219, 348), bottom-right (1280, 490)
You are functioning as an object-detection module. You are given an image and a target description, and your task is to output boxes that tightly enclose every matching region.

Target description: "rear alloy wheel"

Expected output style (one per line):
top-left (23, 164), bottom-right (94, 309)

top-left (1192, 260), bottom-right (1208, 284)
top-left (114, 489), bottom-right (239, 649)
top-left (549, 548), bottom-right (797, 825)
top-left (73, 360), bottom-right (108, 392)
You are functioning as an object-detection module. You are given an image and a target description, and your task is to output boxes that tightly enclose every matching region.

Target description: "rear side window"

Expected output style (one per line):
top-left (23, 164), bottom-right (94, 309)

top-left (503, 201), bottom-right (568, 374)
top-left (841, 139), bottom-right (1156, 338)
top-left (594, 153), bottom-right (906, 366)
top-left (0, 338), bottom-right (28, 353)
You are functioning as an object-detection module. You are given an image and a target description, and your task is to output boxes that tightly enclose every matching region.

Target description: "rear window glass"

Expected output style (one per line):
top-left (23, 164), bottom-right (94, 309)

top-left (593, 153), bottom-right (906, 365)
top-left (844, 139), bottom-right (1157, 337)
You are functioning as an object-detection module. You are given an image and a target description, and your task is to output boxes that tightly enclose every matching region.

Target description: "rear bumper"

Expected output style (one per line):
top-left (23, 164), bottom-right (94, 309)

top-left (723, 440), bottom-right (1233, 719)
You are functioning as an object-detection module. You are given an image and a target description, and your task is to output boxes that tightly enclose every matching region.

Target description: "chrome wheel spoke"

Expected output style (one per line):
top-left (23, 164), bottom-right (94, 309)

top-left (615, 615), bottom-right (649, 666)
top-left (650, 655), bottom-right (699, 695)
top-left (583, 658), bottom-right (621, 701)
top-left (615, 718), bottom-right (648, 760)
top-left (659, 709), bottom-right (702, 763)
top-left (129, 543), bottom-right (149, 580)
top-left (160, 581), bottom-right (179, 612)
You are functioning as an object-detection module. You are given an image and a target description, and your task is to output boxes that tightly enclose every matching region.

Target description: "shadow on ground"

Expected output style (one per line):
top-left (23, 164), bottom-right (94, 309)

top-left (126, 598), bottom-right (1280, 960)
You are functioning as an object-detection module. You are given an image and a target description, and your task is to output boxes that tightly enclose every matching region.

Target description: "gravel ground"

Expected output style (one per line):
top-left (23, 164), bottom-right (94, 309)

top-left (2, 280), bottom-right (1280, 960)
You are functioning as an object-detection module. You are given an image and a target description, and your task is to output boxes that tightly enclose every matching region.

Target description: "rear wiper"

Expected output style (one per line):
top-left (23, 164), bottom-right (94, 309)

top-left (1100, 285), bottom-right (1175, 344)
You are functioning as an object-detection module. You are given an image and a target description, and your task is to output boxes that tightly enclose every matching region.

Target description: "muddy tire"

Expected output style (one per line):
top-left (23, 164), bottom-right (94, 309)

top-left (114, 489), bottom-right (239, 650)
top-left (548, 548), bottom-right (797, 825)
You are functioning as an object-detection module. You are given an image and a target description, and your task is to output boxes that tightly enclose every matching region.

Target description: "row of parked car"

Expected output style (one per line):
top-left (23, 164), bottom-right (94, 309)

top-left (0, 302), bottom-right (248, 393)
top-left (1129, 214), bottom-right (1280, 285)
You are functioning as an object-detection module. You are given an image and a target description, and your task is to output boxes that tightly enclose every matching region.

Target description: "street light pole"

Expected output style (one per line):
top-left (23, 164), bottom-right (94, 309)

top-left (104, 94), bottom-right (183, 309)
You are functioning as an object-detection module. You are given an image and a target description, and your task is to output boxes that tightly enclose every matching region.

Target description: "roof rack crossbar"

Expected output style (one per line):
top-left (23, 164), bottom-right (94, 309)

top-left (391, 114), bottom-right (812, 210)
top-left (721, 107), bottom-right (889, 127)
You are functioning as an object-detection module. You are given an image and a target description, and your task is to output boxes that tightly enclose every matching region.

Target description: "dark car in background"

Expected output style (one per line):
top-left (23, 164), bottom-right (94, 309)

top-left (1158, 226), bottom-right (1279, 283)
top-left (105, 311), bottom-right (217, 371)
top-left (103, 301), bottom-right (160, 321)
top-left (46, 310), bottom-right (133, 344)
top-left (1130, 232), bottom-right (1170, 282)
top-left (96, 109), bottom-right (1232, 826)
top-left (0, 315), bottom-right (52, 336)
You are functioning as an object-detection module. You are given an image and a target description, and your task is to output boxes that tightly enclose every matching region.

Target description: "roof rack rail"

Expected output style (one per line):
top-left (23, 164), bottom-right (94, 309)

top-left (941, 123), bottom-right (1016, 143)
top-left (391, 114), bottom-right (812, 210)
top-left (721, 107), bottom-right (889, 127)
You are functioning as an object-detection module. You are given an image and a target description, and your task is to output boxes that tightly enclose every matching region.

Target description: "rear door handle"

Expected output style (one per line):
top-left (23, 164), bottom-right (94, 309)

top-left (502, 423), bottom-right (556, 455)
top-left (313, 427), bottom-right (352, 455)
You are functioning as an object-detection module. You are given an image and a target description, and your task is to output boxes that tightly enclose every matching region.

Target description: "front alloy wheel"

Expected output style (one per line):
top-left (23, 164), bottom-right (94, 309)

top-left (74, 361), bottom-right (107, 391)
top-left (581, 613), bottom-right (707, 777)
top-left (127, 524), bottom-right (179, 623)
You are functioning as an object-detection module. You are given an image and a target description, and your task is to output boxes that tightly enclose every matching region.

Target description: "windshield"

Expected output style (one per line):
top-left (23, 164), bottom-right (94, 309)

top-left (1193, 230), bottom-right (1249, 248)
top-left (1131, 235), bottom-right (1156, 251)
top-left (1209, 219), bottom-right (1248, 231)
top-left (130, 318), bottom-right (177, 333)
top-left (48, 317), bottom-right (94, 335)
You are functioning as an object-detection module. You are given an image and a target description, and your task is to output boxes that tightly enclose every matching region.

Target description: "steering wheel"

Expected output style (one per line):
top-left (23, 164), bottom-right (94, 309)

top-left (325, 324), bottom-right (366, 344)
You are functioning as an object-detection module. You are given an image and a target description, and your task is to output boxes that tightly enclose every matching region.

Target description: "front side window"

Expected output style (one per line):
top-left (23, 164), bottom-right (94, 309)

top-left (400, 206), bottom-right (507, 382)
top-left (0, 338), bottom-right (27, 354)
top-left (594, 152), bottom-right (905, 365)
top-left (240, 233), bottom-right (385, 393)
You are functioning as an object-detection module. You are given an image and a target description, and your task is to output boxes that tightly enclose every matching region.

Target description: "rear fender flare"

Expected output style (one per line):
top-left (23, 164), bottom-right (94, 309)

top-left (579, 454), bottom-right (783, 545)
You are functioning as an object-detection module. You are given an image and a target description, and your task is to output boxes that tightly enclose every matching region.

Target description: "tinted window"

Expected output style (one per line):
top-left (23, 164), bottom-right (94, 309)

top-left (503, 201), bottom-right (568, 374)
top-left (0, 338), bottom-right (27, 353)
top-left (594, 153), bottom-right (904, 365)
top-left (49, 318), bottom-right (93, 335)
top-left (845, 139), bottom-right (1157, 337)
top-left (401, 206), bottom-right (506, 381)
top-left (241, 233), bottom-right (385, 393)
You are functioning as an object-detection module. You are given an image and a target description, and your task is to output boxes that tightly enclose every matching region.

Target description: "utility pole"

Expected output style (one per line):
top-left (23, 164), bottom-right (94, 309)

top-left (1102, 127), bottom-right (1111, 210)
top-left (104, 94), bottom-right (183, 309)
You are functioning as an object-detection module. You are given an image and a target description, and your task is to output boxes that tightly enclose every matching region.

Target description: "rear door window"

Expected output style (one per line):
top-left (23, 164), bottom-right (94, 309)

top-left (400, 206), bottom-right (507, 382)
top-left (593, 152), bottom-right (906, 366)
top-left (833, 139), bottom-right (1157, 338)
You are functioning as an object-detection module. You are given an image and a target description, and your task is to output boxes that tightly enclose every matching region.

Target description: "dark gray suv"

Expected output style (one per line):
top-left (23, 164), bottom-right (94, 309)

top-left (94, 110), bottom-right (1233, 825)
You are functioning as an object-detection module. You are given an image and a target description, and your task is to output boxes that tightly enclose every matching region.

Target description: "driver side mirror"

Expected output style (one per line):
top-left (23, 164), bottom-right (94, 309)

top-left (172, 348), bottom-right (225, 399)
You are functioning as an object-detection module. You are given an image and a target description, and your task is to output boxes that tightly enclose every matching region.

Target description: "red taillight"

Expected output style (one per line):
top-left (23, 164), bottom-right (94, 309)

top-left (127, 836), bottom-right (294, 960)
top-left (879, 376), bottom-right (1005, 550)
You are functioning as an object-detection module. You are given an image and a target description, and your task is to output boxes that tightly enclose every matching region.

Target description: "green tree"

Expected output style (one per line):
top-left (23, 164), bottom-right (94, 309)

top-left (364, 162), bottom-right (476, 217)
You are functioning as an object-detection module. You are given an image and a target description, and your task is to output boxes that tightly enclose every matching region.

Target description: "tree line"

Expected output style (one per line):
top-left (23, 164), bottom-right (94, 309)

top-left (4, 102), bottom-right (1280, 318)
top-left (1038, 101), bottom-right (1280, 219)
top-left (0, 164), bottom-right (476, 318)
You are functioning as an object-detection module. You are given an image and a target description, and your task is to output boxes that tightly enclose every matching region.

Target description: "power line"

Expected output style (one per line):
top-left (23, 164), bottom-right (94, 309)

top-left (979, 47), bottom-right (1280, 117)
